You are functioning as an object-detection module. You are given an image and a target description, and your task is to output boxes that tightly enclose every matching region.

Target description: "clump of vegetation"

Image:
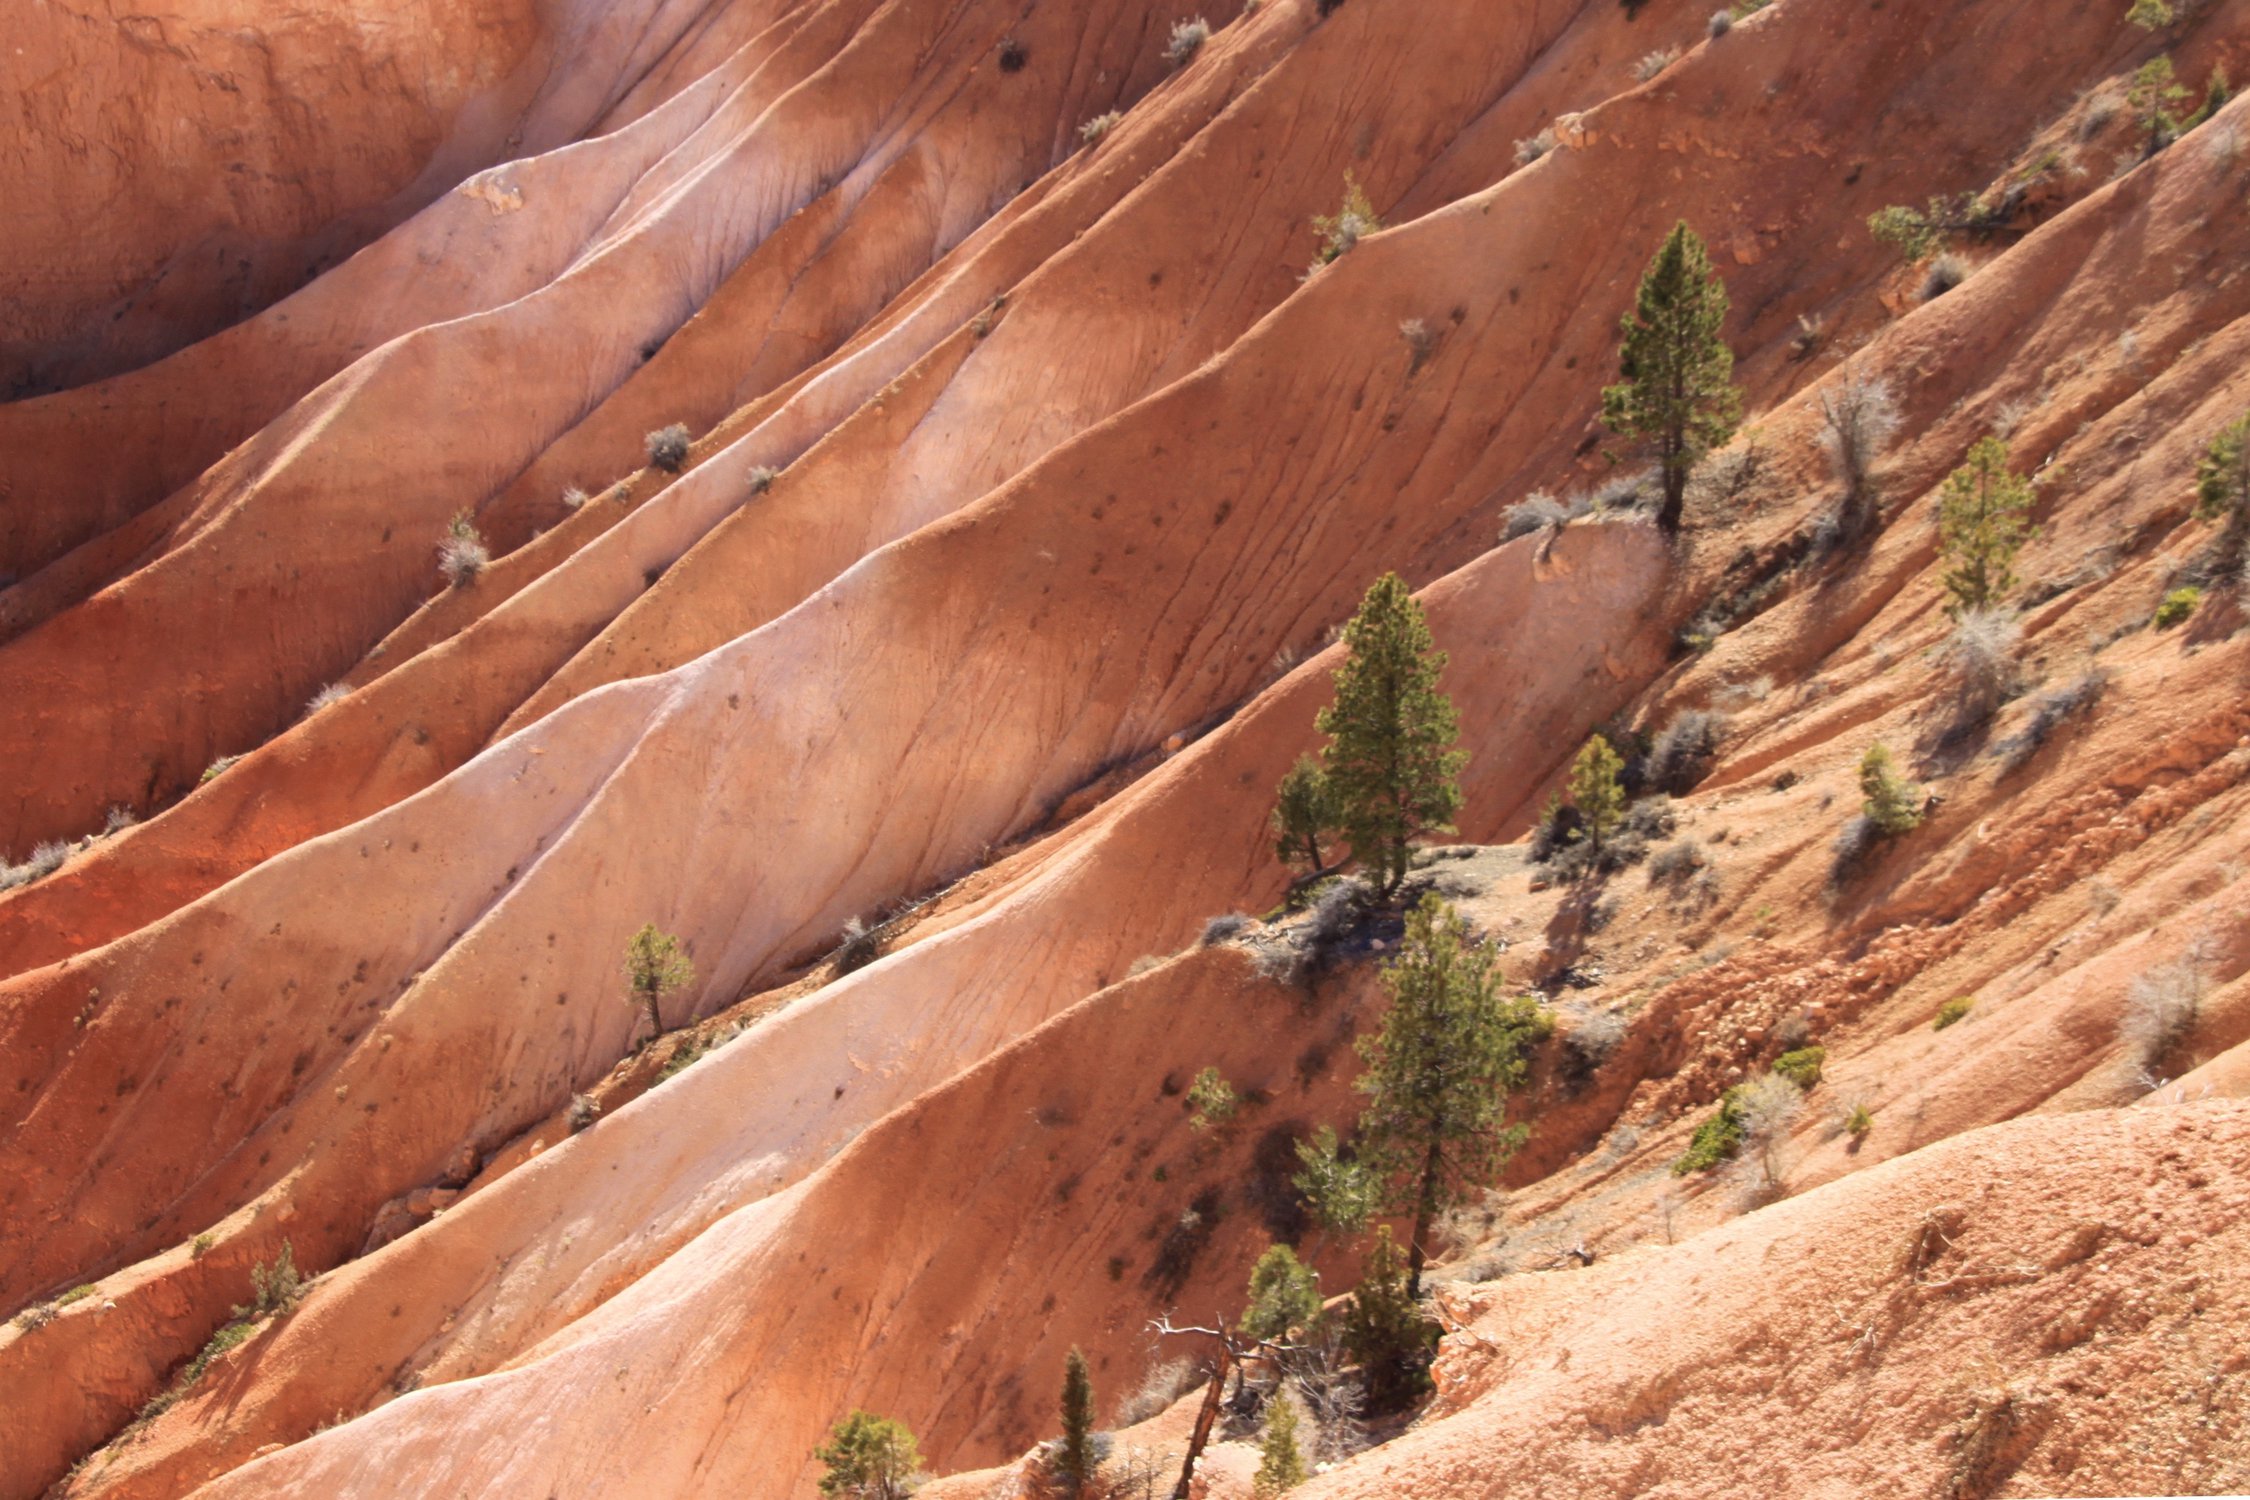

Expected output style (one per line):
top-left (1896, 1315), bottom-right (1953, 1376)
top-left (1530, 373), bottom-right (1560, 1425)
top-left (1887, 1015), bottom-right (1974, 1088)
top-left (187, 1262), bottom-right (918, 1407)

top-left (1633, 46), bottom-right (1680, 81)
top-left (567, 1093), bottom-right (600, 1132)
top-left (1938, 437), bottom-right (2035, 616)
top-left (646, 423), bottom-right (692, 473)
top-left (2122, 955), bottom-right (2207, 1079)
top-left (1308, 573), bottom-right (1465, 897)
top-left (832, 916), bottom-right (886, 975)
top-left (2153, 586), bottom-right (2200, 628)
top-left (997, 36), bottom-right (1029, 72)
top-left (242, 1242), bottom-right (304, 1318)
top-left (1817, 364), bottom-right (1902, 540)
top-left (1844, 1101), bottom-right (1875, 1138)
top-left (1292, 896), bottom-right (1549, 1292)
top-left (1992, 669), bottom-right (2107, 774)
top-left (623, 923), bottom-right (694, 1044)
top-left (1270, 754), bottom-right (1340, 874)
top-left (2196, 412), bottom-right (2250, 574)
top-left (747, 465), bottom-right (778, 496)
top-left (1513, 126), bottom-right (1559, 166)
top-left (1731, 1073), bottom-right (1802, 1196)
top-left (1501, 490), bottom-right (1579, 539)
top-left (1311, 175), bottom-right (1382, 267)
top-left (1565, 735), bottom-right (1628, 862)
top-left (2128, 55), bottom-right (2190, 156)
top-left (200, 754), bottom-right (241, 784)
top-left (1255, 1391), bottom-right (1310, 1496)
top-left (1202, 913), bottom-right (1250, 946)
top-left (1603, 221), bottom-right (1742, 532)
top-left (1165, 17), bottom-right (1211, 65)
top-left (437, 511), bottom-right (489, 588)
top-left (1859, 743), bottom-right (1923, 836)
top-left (1772, 1046), bottom-right (1826, 1090)
top-left (1242, 1243), bottom-right (1323, 1341)
top-left (1922, 251), bottom-right (1971, 300)
top-left (1079, 110), bottom-right (1123, 145)
top-left (1339, 1226), bottom-right (1440, 1413)
top-left (562, 485), bottom-right (590, 511)
top-left (191, 1232), bottom-right (215, 1259)
top-left (1646, 709), bottom-right (1727, 794)
top-left (1933, 997), bottom-right (1973, 1030)
top-left (1049, 1348), bottom-right (1098, 1497)
top-left (0, 838), bottom-right (70, 891)
top-left (1186, 1066), bottom-right (1240, 1131)
top-left (1943, 606), bottom-right (2022, 729)
top-left (814, 1410), bottom-right (921, 1498)
top-left (2128, 0), bottom-right (2173, 28)
top-left (1399, 317), bottom-right (1438, 372)
top-left (1708, 9), bottom-right (1733, 37)
top-left (1673, 1087), bottom-right (1746, 1174)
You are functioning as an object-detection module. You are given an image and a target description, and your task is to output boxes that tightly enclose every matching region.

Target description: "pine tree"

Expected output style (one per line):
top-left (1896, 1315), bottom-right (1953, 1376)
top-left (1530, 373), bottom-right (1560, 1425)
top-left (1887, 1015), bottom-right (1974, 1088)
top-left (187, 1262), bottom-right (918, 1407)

top-left (1339, 1225), bottom-right (1439, 1414)
top-left (1350, 895), bottom-right (1550, 1293)
top-left (2195, 412), bottom-right (2249, 573)
top-left (1602, 221), bottom-right (1743, 532)
top-left (623, 923), bottom-right (695, 1043)
top-left (1859, 744), bottom-right (1923, 836)
top-left (1270, 754), bottom-right (1340, 874)
top-left (1253, 1390), bottom-right (1310, 1496)
top-left (1566, 735), bottom-right (1627, 857)
top-left (1316, 574), bottom-right (1466, 897)
top-left (1054, 1347), bottom-right (1097, 1497)
top-left (1937, 437), bottom-right (2035, 616)
top-left (2128, 55), bottom-right (2189, 155)
top-left (814, 1411), bottom-right (920, 1500)
top-left (1242, 1244), bottom-right (1323, 1341)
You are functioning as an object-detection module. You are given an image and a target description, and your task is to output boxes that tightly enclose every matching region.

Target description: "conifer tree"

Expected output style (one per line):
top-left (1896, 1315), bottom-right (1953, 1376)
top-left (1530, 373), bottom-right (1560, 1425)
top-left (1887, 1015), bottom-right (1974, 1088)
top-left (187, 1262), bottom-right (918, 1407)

top-left (1936, 437), bottom-right (2035, 616)
top-left (1347, 895), bottom-right (1550, 1293)
top-left (1270, 754), bottom-right (1339, 875)
top-left (1054, 1347), bottom-right (1096, 1497)
top-left (1339, 1225), bottom-right (1440, 1414)
top-left (1253, 1391), bottom-right (1309, 1496)
top-left (814, 1411), bottom-right (920, 1500)
top-left (1242, 1244), bottom-right (1323, 1341)
top-left (1315, 574), bottom-right (1466, 897)
top-left (623, 923), bottom-right (694, 1043)
top-left (1566, 735), bottom-right (1628, 858)
top-left (1602, 221), bottom-right (1743, 532)
top-left (2195, 412), bottom-right (2249, 573)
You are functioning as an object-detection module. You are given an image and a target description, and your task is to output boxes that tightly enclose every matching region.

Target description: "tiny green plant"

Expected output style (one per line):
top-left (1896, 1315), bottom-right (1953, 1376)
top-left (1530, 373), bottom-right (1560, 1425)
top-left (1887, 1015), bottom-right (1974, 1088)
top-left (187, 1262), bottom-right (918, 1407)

top-left (1673, 1087), bottom-right (1746, 1173)
top-left (1933, 997), bottom-right (1973, 1030)
top-left (2127, 0), bottom-right (2173, 27)
top-left (2128, 56), bottom-right (2190, 155)
top-left (191, 1232), bottom-right (215, 1259)
top-left (2153, 587), bottom-right (2201, 629)
top-left (2197, 412), bottom-right (2250, 572)
top-left (1845, 1102), bottom-right (1875, 1137)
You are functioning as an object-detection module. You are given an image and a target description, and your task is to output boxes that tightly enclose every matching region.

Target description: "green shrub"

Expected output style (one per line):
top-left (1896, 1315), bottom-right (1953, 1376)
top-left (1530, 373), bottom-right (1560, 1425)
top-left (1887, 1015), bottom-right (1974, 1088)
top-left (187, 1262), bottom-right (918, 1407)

top-left (1772, 1046), bottom-right (1826, 1090)
top-left (1311, 175), bottom-right (1382, 267)
top-left (1672, 1087), bottom-right (1746, 1174)
top-left (56, 1283), bottom-right (96, 1307)
top-left (191, 1232), bottom-right (215, 1259)
top-left (814, 1410), bottom-right (920, 1499)
top-left (1255, 1392), bottom-right (1309, 1495)
top-left (1242, 1243), bottom-right (1323, 1341)
top-left (2153, 587), bottom-right (2200, 629)
top-left (1340, 1227), bottom-right (1438, 1414)
top-left (1859, 743), bottom-right (1923, 837)
top-left (2128, 0), bottom-right (2173, 27)
top-left (1567, 735), bottom-right (1628, 857)
top-left (240, 1243), bottom-right (303, 1319)
top-left (1938, 437), bottom-right (2035, 615)
top-left (1845, 1103), bottom-right (1875, 1137)
top-left (2129, 56), bottom-right (2189, 153)
top-left (1186, 1066), bottom-right (1239, 1131)
top-left (1933, 997), bottom-right (1973, 1030)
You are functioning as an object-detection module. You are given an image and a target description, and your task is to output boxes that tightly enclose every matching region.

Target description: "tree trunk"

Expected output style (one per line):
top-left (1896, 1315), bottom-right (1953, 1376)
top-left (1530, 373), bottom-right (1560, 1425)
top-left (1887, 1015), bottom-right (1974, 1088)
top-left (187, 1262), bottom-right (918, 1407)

top-left (1171, 1345), bottom-right (1233, 1500)
top-left (642, 990), bottom-right (662, 1042)
top-left (1407, 1134), bottom-right (1445, 1297)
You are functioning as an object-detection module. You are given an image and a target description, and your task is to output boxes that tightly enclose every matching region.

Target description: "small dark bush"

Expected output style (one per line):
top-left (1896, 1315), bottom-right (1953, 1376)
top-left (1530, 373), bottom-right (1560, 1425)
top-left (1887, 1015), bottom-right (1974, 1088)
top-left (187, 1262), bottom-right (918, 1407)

top-left (1672, 1088), bottom-right (1745, 1173)
top-left (1202, 913), bottom-right (1250, 946)
top-left (1164, 17), bottom-right (1211, 65)
top-left (997, 37), bottom-right (1028, 71)
top-left (1992, 669), bottom-right (2108, 775)
top-left (1646, 710), bottom-right (1728, 794)
top-left (1829, 814), bottom-right (1880, 887)
top-left (646, 424), bottom-right (691, 473)
top-left (832, 917), bottom-right (886, 975)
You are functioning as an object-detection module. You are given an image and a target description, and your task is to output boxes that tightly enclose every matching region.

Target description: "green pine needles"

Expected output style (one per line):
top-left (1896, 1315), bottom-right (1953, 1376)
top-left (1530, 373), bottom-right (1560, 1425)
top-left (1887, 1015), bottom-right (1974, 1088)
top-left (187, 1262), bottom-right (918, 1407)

top-left (1603, 221), bottom-right (1743, 532)
top-left (1937, 437), bottom-right (2035, 616)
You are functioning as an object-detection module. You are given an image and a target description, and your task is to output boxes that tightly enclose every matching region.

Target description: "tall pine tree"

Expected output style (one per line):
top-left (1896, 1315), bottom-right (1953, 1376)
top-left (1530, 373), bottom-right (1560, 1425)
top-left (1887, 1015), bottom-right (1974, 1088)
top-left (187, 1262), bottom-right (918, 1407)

top-left (1350, 895), bottom-right (1550, 1293)
top-left (1315, 574), bottom-right (1466, 897)
top-left (1051, 1348), bottom-right (1096, 1496)
top-left (1602, 221), bottom-right (1742, 532)
top-left (1936, 437), bottom-right (2034, 616)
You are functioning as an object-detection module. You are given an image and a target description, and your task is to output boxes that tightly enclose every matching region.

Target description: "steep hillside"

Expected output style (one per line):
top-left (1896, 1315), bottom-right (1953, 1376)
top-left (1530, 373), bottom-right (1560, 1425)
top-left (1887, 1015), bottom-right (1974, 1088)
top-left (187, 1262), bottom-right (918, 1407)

top-left (4, 0), bottom-right (2249, 1496)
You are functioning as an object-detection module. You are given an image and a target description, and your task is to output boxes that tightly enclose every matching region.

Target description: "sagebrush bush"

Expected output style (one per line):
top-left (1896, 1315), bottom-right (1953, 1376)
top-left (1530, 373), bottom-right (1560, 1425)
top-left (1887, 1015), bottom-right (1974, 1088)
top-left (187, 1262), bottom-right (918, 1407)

top-left (1943, 607), bottom-right (2022, 727)
top-left (437, 511), bottom-right (489, 588)
top-left (1707, 9), bottom-right (1732, 36)
top-left (1311, 175), bottom-right (1381, 267)
top-left (567, 1093), bottom-right (600, 1132)
top-left (1165, 17), bottom-right (1211, 65)
top-left (1991, 669), bottom-right (2106, 774)
top-left (1116, 1358), bottom-right (1199, 1426)
top-left (646, 424), bottom-right (691, 473)
top-left (1558, 1001), bottom-right (1628, 1075)
top-left (562, 485), bottom-right (590, 511)
top-left (1513, 127), bottom-right (1558, 166)
top-left (1502, 491), bottom-right (1572, 540)
top-left (1817, 365), bottom-right (1901, 537)
top-left (1646, 837), bottom-right (1705, 883)
top-left (1922, 252), bottom-right (1970, 299)
top-left (2122, 957), bottom-right (2206, 1075)
top-left (303, 681), bottom-right (349, 718)
top-left (1646, 709), bottom-right (1727, 794)
top-left (1079, 110), bottom-right (1123, 144)
top-left (1202, 913), bottom-right (1249, 946)
top-left (1634, 47), bottom-right (1680, 81)
top-left (747, 466), bottom-right (778, 496)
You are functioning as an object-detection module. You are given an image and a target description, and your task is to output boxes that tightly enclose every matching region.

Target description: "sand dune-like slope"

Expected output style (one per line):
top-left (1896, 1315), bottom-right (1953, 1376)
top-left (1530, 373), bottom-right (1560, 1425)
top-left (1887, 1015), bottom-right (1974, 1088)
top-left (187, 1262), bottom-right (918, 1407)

top-left (5, 0), bottom-right (2250, 1495)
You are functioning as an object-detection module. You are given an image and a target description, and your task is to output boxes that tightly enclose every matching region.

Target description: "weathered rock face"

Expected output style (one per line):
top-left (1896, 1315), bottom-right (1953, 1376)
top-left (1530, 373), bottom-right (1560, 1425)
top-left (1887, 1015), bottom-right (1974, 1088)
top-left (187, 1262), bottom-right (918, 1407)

top-left (4, 0), bottom-right (2250, 1497)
